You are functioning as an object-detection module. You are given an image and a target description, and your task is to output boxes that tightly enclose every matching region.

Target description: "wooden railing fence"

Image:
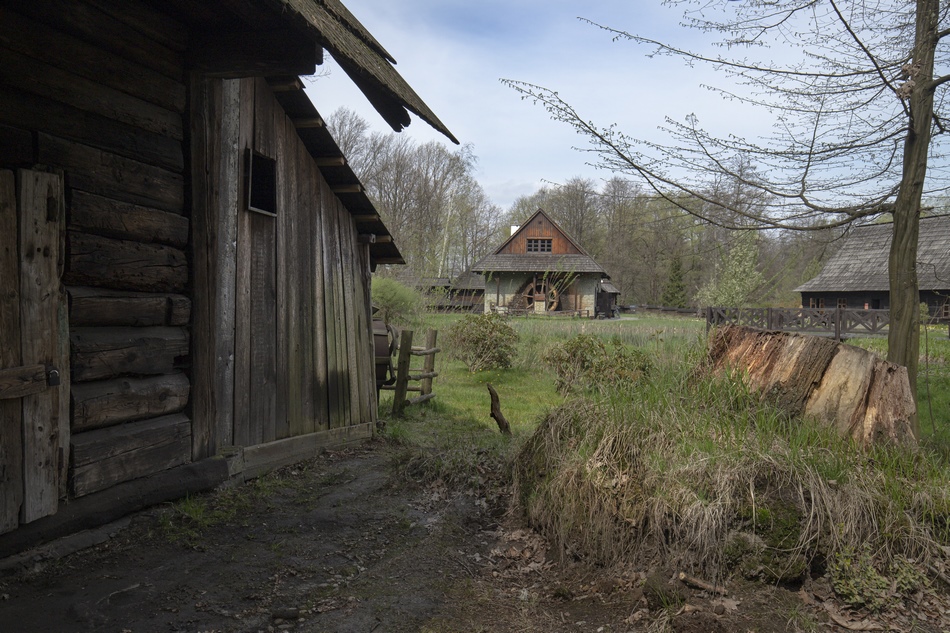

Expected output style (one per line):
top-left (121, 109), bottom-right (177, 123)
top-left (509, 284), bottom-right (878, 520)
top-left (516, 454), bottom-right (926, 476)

top-left (705, 307), bottom-right (891, 341)
top-left (382, 328), bottom-right (440, 415)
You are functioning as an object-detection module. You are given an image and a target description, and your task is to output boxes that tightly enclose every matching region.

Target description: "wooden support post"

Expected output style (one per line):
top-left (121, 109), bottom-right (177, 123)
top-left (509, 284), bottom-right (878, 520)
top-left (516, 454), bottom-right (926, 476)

top-left (421, 329), bottom-right (437, 397)
top-left (391, 329), bottom-right (413, 416)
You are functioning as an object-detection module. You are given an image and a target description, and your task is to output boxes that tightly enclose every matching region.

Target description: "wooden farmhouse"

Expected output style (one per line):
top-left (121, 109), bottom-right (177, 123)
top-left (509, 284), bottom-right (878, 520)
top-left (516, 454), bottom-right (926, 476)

top-left (796, 215), bottom-right (950, 317)
top-left (471, 209), bottom-right (617, 317)
top-left (0, 0), bottom-right (455, 553)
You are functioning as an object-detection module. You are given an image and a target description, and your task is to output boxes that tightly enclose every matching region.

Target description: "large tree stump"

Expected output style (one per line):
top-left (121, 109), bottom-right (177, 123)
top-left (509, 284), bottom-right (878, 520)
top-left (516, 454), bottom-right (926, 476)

top-left (708, 325), bottom-right (917, 446)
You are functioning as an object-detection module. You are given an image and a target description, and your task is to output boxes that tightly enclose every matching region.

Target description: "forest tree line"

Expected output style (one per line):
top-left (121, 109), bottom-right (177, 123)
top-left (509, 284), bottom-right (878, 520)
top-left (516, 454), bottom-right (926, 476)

top-left (329, 107), bottom-right (866, 308)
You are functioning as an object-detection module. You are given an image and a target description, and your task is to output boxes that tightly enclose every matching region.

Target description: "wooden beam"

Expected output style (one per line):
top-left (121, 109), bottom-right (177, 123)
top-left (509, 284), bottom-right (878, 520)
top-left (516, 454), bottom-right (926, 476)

top-left (352, 214), bottom-right (380, 222)
top-left (374, 235), bottom-right (394, 244)
top-left (0, 458), bottom-right (230, 559)
top-left (293, 117), bottom-right (324, 128)
top-left (331, 184), bottom-right (363, 194)
top-left (357, 233), bottom-right (376, 244)
top-left (267, 76), bottom-right (304, 92)
top-left (0, 365), bottom-right (48, 401)
top-left (313, 156), bottom-right (345, 166)
top-left (373, 257), bottom-right (403, 265)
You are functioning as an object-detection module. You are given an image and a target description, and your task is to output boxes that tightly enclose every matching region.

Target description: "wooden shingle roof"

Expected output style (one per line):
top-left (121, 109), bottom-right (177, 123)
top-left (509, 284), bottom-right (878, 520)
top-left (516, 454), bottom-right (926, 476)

top-left (795, 215), bottom-right (950, 293)
top-left (471, 254), bottom-right (606, 275)
top-left (277, 0), bottom-right (458, 143)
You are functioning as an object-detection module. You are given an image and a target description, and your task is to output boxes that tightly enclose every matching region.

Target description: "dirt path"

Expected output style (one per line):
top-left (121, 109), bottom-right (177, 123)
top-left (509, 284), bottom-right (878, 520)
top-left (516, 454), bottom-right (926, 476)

top-left (0, 441), bottom-right (945, 633)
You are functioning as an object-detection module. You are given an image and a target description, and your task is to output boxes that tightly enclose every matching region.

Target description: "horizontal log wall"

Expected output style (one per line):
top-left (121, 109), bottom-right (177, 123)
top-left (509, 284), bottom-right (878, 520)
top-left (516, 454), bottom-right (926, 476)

top-left (0, 4), bottom-right (192, 497)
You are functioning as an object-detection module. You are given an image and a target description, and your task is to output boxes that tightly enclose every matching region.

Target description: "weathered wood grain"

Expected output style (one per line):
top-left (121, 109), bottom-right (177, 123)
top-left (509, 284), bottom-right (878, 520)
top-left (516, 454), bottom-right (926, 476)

top-left (0, 170), bottom-right (23, 534)
top-left (65, 230), bottom-right (187, 293)
top-left (70, 191), bottom-right (189, 247)
top-left (68, 287), bottom-right (190, 328)
top-left (38, 134), bottom-right (183, 213)
top-left (70, 413), bottom-right (191, 497)
top-left (0, 87), bottom-right (183, 173)
top-left (70, 326), bottom-right (189, 383)
top-left (0, 7), bottom-right (185, 112)
top-left (0, 46), bottom-right (182, 140)
top-left (18, 170), bottom-right (63, 524)
top-left (189, 75), bottom-right (240, 459)
top-left (310, 152), bottom-right (330, 432)
top-left (0, 365), bottom-right (47, 401)
top-left (71, 373), bottom-right (190, 432)
top-left (233, 78), bottom-right (255, 448)
top-left (16, 0), bottom-right (183, 80)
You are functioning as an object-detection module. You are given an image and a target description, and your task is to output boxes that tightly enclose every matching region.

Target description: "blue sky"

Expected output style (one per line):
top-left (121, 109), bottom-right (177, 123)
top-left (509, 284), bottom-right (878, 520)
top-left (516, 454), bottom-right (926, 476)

top-left (308, 1), bottom-right (764, 209)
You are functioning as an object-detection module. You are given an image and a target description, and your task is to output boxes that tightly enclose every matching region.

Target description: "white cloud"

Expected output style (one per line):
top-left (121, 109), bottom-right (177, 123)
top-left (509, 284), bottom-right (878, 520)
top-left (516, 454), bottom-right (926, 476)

top-left (308, 1), bottom-right (776, 208)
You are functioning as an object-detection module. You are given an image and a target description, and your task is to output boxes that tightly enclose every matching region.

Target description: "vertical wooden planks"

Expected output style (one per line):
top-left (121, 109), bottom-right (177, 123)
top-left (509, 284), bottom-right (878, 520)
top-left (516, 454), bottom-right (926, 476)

top-left (310, 161), bottom-right (329, 432)
top-left (340, 220), bottom-right (363, 424)
top-left (251, 78), bottom-right (278, 444)
top-left (18, 170), bottom-right (63, 523)
top-left (232, 77), bottom-right (255, 447)
top-left (359, 243), bottom-right (377, 425)
top-left (291, 128), bottom-right (316, 435)
top-left (189, 75), bottom-right (239, 459)
top-left (0, 170), bottom-right (23, 533)
top-left (320, 186), bottom-right (340, 428)
top-left (279, 110), bottom-right (299, 439)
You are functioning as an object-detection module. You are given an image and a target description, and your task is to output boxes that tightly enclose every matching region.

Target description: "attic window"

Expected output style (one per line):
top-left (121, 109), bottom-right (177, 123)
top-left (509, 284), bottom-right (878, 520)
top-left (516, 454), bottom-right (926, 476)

top-left (245, 149), bottom-right (277, 217)
top-left (527, 238), bottom-right (552, 253)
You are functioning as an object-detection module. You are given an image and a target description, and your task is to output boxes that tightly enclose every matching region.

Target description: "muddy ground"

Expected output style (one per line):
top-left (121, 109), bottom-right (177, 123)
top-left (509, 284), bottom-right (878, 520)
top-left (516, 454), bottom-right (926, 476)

top-left (0, 440), bottom-right (947, 633)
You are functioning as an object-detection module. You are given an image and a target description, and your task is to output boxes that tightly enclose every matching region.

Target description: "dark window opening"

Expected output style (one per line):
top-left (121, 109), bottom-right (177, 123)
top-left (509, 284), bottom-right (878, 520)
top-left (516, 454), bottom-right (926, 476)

top-left (246, 149), bottom-right (277, 217)
top-left (837, 298), bottom-right (847, 309)
top-left (527, 238), bottom-right (552, 253)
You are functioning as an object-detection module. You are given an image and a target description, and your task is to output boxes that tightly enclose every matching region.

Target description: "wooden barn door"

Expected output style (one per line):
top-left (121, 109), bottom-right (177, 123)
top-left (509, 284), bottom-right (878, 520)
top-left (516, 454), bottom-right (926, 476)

top-left (0, 169), bottom-right (69, 534)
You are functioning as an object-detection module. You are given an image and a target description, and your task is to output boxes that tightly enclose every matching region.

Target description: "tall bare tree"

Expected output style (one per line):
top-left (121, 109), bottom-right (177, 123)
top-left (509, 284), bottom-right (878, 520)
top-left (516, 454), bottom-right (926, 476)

top-left (504, 0), bottom-right (950, 407)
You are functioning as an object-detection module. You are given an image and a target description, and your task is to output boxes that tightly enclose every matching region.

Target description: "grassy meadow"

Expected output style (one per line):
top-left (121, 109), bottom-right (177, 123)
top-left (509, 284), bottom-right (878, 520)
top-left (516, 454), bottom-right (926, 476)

top-left (380, 310), bottom-right (950, 608)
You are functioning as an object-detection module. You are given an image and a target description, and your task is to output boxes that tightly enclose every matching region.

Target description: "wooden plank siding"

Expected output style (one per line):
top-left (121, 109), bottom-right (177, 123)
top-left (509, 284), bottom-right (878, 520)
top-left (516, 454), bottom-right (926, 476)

top-left (0, 6), bottom-right (194, 503)
top-left (498, 213), bottom-right (583, 255)
top-left (0, 0), bottom-right (381, 534)
top-left (0, 171), bottom-right (23, 533)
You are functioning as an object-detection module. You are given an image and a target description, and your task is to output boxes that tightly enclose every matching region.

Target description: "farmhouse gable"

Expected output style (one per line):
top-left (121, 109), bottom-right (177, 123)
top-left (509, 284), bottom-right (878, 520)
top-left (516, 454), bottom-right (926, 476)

top-left (471, 209), bottom-right (616, 316)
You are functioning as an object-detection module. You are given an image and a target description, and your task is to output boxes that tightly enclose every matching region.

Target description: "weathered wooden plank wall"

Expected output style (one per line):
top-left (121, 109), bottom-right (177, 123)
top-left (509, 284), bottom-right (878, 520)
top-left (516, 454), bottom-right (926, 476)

top-left (0, 5), bottom-right (193, 500)
top-left (0, 171), bottom-right (23, 534)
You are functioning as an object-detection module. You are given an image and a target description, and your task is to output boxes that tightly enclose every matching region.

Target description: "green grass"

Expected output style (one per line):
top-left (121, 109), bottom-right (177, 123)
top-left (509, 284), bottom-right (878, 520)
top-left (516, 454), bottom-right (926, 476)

top-left (386, 311), bottom-right (950, 609)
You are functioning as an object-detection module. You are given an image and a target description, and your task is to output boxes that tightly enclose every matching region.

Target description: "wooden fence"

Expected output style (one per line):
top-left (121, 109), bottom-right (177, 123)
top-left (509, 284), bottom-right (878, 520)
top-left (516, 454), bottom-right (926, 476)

top-left (705, 307), bottom-right (891, 341)
top-left (382, 329), bottom-right (440, 415)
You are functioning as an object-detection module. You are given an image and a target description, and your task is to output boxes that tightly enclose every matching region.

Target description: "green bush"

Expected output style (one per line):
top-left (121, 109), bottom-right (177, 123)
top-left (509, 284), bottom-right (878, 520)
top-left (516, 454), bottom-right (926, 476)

top-left (543, 333), bottom-right (652, 395)
top-left (371, 277), bottom-right (424, 327)
top-left (445, 312), bottom-right (518, 372)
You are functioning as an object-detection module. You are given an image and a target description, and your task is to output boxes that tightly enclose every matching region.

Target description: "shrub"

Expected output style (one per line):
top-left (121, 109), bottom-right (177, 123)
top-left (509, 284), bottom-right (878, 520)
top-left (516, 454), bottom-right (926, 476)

top-left (446, 312), bottom-right (518, 372)
top-left (372, 277), bottom-right (424, 327)
top-left (543, 333), bottom-right (652, 395)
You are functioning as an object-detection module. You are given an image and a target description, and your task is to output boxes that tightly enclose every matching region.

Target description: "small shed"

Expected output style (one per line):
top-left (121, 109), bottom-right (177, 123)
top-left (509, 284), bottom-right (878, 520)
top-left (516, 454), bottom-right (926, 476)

top-left (0, 0), bottom-right (454, 553)
top-left (796, 215), bottom-right (950, 317)
top-left (471, 209), bottom-right (616, 316)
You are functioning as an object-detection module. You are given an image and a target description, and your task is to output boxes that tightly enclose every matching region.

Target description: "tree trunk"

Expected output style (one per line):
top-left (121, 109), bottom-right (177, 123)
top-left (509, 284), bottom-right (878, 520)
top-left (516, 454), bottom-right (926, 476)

top-left (887, 0), bottom-right (938, 438)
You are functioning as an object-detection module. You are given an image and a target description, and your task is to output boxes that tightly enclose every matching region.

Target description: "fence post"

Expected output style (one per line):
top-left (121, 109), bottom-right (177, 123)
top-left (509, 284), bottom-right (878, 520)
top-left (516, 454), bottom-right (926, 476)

top-left (834, 307), bottom-right (842, 342)
top-left (392, 329), bottom-right (414, 416)
top-left (421, 329), bottom-right (437, 397)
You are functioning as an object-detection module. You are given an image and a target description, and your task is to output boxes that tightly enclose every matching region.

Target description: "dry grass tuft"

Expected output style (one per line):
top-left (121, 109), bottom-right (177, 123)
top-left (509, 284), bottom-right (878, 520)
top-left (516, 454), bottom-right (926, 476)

top-left (512, 364), bottom-right (950, 594)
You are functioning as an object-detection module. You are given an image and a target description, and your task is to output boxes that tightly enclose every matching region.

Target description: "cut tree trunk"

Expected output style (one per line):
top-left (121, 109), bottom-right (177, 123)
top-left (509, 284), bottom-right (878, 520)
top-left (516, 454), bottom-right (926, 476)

top-left (708, 325), bottom-right (917, 446)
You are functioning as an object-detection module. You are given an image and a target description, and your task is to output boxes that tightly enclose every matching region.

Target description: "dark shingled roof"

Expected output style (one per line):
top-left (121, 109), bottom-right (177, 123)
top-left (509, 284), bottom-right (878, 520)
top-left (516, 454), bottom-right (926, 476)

top-left (795, 215), bottom-right (950, 293)
top-left (471, 254), bottom-right (606, 275)
top-left (279, 0), bottom-right (458, 143)
top-left (452, 269), bottom-right (485, 291)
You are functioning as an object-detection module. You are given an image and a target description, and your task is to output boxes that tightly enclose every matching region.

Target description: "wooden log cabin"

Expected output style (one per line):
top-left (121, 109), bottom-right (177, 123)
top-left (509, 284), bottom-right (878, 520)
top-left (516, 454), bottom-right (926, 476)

top-left (0, 0), bottom-right (456, 554)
